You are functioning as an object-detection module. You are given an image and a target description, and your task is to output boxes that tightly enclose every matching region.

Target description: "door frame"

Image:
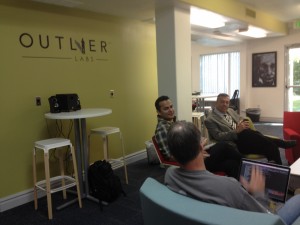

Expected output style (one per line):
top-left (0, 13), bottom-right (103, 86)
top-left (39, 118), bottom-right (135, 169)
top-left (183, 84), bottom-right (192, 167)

top-left (284, 44), bottom-right (300, 111)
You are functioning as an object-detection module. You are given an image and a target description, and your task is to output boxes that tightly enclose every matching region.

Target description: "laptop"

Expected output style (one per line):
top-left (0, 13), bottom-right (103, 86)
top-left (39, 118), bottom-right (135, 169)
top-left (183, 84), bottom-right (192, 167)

top-left (238, 159), bottom-right (291, 211)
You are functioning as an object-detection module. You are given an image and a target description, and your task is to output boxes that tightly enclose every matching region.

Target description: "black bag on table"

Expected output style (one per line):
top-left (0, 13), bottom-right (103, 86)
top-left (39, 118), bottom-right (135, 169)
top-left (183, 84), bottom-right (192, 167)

top-left (88, 160), bottom-right (126, 209)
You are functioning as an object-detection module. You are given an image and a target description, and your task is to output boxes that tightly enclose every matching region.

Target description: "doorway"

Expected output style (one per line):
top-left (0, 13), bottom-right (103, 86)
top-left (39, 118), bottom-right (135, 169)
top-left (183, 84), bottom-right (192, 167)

top-left (285, 45), bottom-right (300, 111)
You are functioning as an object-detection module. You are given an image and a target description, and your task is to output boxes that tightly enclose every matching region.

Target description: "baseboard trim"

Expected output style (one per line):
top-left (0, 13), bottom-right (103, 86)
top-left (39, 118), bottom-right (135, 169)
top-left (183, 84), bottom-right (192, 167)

top-left (110, 149), bottom-right (147, 169)
top-left (0, 149), bottom-right (147, 213)
top-left (0, 188), bottom-right (46, 213)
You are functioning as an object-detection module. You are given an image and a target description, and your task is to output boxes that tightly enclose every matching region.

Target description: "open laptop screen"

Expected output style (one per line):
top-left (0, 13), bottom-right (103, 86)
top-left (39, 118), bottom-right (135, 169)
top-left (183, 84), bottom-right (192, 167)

top-left (239, 159), bottom-right (290, 203)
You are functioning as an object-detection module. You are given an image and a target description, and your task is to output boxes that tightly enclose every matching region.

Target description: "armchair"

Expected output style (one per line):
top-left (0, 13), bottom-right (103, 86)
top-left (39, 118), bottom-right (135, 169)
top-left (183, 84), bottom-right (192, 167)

top-left (283, 111), bottom-right (300, 165)
top-left (140, 177), bottom-right (288, 225)
top-left (151, 136), bottom-right (180, 167)
top-left (229, 89), bottom-right (240, 113)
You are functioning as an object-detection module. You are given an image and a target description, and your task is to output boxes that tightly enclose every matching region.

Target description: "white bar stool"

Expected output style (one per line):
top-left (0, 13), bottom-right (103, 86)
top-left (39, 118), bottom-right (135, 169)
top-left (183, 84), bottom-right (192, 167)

top-left (192, 112), bottom-right (205, 133)
top-left (32, 138), bottom-right (82, 220)
top-left (88, 127), bottom-right (128, 184)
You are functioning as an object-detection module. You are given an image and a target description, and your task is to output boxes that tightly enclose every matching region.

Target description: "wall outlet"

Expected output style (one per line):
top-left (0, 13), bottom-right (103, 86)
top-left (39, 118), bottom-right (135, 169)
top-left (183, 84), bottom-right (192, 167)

top-left (110, 90), bottom-right (115, 97)
top-left (35, 96), bottom-right (41, 106)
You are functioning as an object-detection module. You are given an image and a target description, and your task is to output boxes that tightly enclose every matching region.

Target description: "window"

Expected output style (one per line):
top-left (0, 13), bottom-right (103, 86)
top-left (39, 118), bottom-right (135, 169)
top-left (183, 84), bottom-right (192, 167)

top-left (200, 52), bottom-right (240, 97)
top-left (285, 45), bottom-right (300, 111)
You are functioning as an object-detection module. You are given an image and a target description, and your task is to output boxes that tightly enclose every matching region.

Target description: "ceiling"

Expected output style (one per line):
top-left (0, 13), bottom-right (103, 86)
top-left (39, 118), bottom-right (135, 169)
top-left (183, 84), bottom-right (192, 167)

top-left (30, 0), bottom-right (300, 46)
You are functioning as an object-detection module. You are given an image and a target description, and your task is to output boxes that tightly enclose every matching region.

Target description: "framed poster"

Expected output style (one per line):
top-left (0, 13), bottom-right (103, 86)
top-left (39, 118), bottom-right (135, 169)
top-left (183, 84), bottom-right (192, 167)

top-left (252, 51), bottom-right (277, 87)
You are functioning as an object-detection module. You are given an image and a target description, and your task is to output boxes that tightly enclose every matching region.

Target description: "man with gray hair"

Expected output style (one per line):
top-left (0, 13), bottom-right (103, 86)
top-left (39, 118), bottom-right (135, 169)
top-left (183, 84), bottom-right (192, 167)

top-left (165, 121), bottom-right (300, 225)
top-left (204, 93), bottom-right (296, 164)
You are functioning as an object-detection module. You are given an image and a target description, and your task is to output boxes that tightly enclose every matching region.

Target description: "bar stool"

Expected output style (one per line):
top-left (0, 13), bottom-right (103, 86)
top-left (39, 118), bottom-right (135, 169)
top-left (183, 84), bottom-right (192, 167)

top-left (32, 138), bottom-right (82, 219)
top-left (192, 112), bottom-right (205, 134)
top-left (88, 127), bottom-right (128, 184)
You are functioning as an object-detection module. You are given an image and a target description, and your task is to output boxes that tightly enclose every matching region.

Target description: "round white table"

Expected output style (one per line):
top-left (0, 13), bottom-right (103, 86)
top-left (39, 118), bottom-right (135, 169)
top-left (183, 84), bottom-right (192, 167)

top-left (289, 158), bottom-right (300, 192)
top-left (45, 108), bottom-right (112, 120)
top-left (45, 108), bottom-right (112, 206)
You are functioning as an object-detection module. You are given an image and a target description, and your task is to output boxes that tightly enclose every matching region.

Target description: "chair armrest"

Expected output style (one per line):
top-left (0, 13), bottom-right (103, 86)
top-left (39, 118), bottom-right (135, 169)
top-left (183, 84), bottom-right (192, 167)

top-left (283, 128), bottom-right (300, 164)
top-left (284, 128), bottom-right (300, 138)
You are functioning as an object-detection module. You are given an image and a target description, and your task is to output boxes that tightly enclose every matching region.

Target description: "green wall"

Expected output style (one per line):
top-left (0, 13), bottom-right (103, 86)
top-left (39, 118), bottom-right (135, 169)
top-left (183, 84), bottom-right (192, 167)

top-left (0, 2), bottom-right (158, 197)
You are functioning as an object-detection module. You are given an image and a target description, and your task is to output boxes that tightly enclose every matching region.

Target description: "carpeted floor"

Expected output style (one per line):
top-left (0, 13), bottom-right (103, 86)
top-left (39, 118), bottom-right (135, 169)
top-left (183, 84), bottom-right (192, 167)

top-left (254, 122), bottom-right (283, 138)
top-left (0, 123), bottom-right (285, 225)
top-left (0, 158), bottom-right (165, 225)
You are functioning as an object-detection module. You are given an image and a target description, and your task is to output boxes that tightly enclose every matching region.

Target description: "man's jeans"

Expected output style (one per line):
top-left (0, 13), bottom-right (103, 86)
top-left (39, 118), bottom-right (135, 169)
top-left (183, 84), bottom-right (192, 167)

top-left (277, 194), bottom-right (300, 225)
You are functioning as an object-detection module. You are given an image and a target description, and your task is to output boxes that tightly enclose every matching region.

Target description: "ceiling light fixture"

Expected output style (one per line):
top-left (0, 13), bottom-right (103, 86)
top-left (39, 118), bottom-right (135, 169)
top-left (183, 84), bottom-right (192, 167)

top-left (238, 25), bottom-right (267, 38)
top-left (190, 7), bottom-right (226, 29)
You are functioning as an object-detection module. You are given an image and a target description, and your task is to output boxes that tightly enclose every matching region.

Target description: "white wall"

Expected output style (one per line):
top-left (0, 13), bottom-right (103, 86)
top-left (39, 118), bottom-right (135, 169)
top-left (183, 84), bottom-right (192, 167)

top-left (246, 32), bottom-right (300, 121)
top-left (191, 30), bottom-right (300, 122)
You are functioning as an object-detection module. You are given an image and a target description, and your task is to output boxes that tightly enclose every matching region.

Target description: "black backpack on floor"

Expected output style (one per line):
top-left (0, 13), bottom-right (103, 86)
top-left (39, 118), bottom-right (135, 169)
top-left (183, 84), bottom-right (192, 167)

top-left (88, 160), bottom-right (126, 209)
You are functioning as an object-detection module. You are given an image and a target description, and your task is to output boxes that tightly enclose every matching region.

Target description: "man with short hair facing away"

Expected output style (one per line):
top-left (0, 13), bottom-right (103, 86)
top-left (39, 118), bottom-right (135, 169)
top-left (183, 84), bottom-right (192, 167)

top-left (165, 121), bottom-right (300, 225)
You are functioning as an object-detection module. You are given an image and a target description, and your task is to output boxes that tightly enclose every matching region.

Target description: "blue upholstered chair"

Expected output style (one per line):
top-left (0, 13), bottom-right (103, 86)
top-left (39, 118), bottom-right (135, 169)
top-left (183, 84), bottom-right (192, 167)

top-left (139, 177), bottom-right (294, 225)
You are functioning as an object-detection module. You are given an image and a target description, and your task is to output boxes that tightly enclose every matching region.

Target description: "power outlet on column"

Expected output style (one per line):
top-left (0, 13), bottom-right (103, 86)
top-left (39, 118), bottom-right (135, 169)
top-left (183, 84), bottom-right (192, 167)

top-left (110, 90), bottom-right (115, 98)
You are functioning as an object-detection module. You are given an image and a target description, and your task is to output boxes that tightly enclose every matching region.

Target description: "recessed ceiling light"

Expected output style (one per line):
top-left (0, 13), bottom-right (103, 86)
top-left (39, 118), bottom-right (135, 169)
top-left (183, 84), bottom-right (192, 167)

top-left (238, 25), bottom-right (267, 38)
top-left (190, 7), bottom-right (226, 29)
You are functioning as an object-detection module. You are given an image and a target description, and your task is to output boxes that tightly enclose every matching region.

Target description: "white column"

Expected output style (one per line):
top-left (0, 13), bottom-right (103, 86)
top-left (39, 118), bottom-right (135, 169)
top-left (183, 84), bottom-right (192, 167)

top-left (155, 5), bottom-right (192, 121)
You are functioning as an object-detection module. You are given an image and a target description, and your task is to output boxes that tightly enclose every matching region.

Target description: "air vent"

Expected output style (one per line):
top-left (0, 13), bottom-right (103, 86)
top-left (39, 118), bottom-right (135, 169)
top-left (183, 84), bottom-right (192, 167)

top-left (245, 8), bottom-right (256, 18)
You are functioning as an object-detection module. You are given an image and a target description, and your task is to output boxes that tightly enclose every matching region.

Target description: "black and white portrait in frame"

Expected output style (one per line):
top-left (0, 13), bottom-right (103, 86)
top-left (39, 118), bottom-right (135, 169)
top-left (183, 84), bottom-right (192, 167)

top-left (252, 52), bottom-right (277, 87)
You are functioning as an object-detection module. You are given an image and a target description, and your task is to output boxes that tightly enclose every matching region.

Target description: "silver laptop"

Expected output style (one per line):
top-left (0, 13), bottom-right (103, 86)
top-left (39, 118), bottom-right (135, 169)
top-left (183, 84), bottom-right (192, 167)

top-left (239, 159), bottom-right (291, 211)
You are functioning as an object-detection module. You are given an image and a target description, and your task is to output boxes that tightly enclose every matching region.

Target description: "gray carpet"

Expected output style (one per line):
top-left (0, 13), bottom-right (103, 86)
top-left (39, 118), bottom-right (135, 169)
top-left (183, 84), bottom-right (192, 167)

top-left (254, 122), bottom-right (283, 139)
top-left (0, 159), bottom-right (164, 225)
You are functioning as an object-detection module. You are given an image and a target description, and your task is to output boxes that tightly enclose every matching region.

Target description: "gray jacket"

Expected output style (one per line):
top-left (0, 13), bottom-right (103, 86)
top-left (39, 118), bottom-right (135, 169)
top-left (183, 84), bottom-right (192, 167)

top-left (165, 167), bottom-right (268, 213)
top-left (204, 108), bottom-right (244, 145)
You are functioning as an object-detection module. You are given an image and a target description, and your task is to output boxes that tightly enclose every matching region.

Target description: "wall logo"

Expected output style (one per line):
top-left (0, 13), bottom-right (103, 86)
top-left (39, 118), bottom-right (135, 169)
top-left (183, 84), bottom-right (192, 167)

top-left (19, 32), bottom-right (110, 63)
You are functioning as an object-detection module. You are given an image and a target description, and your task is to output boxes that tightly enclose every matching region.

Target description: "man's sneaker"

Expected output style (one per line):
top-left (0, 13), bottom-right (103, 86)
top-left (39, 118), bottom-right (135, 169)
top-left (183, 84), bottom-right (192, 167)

top-left (272, 138), bottom-right (297, 148)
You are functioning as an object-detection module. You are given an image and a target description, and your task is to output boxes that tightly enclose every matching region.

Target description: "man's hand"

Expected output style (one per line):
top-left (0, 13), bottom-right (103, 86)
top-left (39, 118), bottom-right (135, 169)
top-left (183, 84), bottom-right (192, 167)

top-left (201, 137), bottom-right (208, 146)
top-left (200, 138), bottom-right (210, 158)
top-left (240, 166), bottom-right (265, 195)
top-left (236, 120), bottom-right (250, 133)
top-left (202, 149), bottom-right (210, 158)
